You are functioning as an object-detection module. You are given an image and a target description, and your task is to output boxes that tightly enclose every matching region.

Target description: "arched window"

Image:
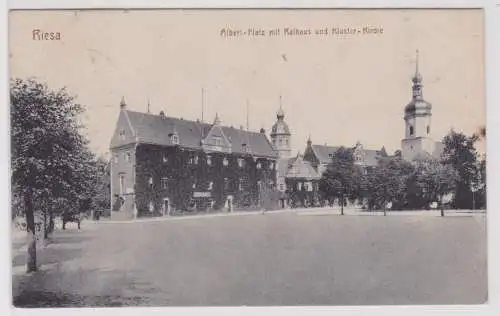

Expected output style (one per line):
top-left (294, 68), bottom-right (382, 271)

top-left (409, 126), bottom-right (414, 136)
top-left (427, 125), bottom-right (430, 134)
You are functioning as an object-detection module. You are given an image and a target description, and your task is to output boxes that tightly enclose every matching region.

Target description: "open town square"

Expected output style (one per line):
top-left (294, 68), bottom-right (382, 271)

top-left (12, 209), bottom-right (487, 307)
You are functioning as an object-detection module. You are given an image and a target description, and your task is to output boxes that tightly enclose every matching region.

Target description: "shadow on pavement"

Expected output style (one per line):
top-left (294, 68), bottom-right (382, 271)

top-left (13, 291), bottom-right (150, 308)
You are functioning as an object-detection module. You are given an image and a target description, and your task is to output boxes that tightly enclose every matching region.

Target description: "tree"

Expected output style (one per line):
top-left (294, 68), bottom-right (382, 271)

top-left (414, 160), bottom-right (459, 216)
top-left (11, 78), bottom-right (93, 272)
top-left (319, 147), bottom-right (362, 215)
top-left (441, 130), bottom-right (480, 209)
top-left (365, 156), bottom-right (414, 214)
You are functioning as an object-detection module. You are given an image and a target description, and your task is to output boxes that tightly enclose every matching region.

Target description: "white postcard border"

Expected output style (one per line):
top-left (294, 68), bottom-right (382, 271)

top-left (1, 1), bottom-right (499, 316)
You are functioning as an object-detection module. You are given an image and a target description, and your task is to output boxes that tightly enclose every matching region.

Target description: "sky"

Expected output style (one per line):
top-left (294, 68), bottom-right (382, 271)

top-left (9, 9), bottom-right (485, 156)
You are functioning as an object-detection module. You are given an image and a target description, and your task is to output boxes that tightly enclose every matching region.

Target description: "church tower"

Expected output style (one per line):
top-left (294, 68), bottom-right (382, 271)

top-left (270, 97), bottom-right (292, 158)
top-left (401, 50), bottom-right (435, 161)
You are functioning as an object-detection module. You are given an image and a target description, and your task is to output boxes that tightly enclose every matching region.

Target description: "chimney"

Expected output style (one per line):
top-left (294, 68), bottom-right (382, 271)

top-left (159, 110), bottom-right (165, 118)
top-left (260, 128), bottom-right (265, 134)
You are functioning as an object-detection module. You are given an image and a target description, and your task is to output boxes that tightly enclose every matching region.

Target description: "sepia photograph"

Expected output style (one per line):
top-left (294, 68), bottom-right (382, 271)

top-left (8, 8), bottom-right (487, 308)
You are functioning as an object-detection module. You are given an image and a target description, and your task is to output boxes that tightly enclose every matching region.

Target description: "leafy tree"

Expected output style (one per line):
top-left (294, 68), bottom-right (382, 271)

top-left (441, 130), bottom-right (480, 209)
top-left (414, 160), bottom-right (459, 216)
top-left (365, 156), bottom-right (414, 214)
top-left (92, 157), bottom-right (111, 216)
top-left (11, 78), bottom-right (94, 272)
top-left (319, 147), bottom-right (362, 215)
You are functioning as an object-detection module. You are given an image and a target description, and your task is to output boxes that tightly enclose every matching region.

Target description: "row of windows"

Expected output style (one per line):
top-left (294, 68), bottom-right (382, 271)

top-left (408, 125), bottom-right (431, 136)
top-left (113, 152), bottom-right (131, 163)
top-left (272, 138), bottom-right (289, 145)
top-left (113, 151), bottom-right (275, 170)
top-left (161, 154), bottom-right (275, 170)
top-left (154, 177), bottom-right (257, 192)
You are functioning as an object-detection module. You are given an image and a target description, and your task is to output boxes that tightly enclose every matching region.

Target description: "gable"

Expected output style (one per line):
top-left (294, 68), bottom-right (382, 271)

top-left (109, 110), bottom-right (136, 149)
top-left (202, 124), bottom-right (232, 153)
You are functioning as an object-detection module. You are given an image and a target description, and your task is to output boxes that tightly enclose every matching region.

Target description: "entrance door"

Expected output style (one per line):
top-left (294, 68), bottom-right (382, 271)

top-left (163, 198), bottom-right (170, 216)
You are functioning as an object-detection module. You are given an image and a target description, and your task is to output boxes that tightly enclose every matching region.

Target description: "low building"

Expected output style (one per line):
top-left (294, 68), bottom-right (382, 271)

top-left (303, 138), bottom-right (387, 176)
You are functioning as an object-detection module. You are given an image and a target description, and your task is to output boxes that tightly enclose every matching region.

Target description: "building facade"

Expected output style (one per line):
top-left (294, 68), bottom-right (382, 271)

top-left (109, 99), bottom-right (278, 220)
top-left (270, 106), bottom-right (322, 208)
top-left (303, 138), bottom-right (387, 175)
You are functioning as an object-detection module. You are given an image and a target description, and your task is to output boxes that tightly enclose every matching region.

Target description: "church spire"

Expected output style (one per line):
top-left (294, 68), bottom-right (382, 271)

top-left (277, 95), bottom-right (285, 120)
top-left (412, 49), bottom-right (423, 99)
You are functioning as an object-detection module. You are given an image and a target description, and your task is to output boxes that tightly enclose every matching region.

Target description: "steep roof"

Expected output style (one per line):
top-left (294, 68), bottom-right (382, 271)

top-left (287, 157), bottom-right (321, 180)
top-left (113, 110), bottom-right (278, 158)
top-left (310, 145), bottom-right (341, 164)
top-left (276, 155), bottom-right (321, 180)
top-left (310, 144), bottom-right (383, 166)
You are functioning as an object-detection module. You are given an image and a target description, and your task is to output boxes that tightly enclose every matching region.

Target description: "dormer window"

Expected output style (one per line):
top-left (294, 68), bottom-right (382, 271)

top-left (171, 134), bottom-right (179, 145)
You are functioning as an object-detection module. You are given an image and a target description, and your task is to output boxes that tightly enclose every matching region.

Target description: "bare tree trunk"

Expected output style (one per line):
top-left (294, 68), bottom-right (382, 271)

top-left (340, 195), bottom-right (344, 216)
top-left (440, 195), bottom-right (445, 217)
top-left (24, 189), bottom-right (37, 272)
top-left (43, 208), bottom-right (48, 239)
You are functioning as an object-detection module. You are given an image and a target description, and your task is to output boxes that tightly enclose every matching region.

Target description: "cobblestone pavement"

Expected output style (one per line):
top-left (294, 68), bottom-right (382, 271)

top-left (12, 211), bottom-right (488, 307)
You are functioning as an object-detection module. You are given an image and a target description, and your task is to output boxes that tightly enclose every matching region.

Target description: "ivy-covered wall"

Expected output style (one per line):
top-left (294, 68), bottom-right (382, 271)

top-left (135, 144), bottom-right (277, 217)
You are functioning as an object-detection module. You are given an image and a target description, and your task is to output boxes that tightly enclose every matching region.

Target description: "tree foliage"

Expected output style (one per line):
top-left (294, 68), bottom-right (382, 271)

top-left (365, 157), bottom-right (414, 210)
top-left (413, 160), bottom-right (459, 214)
top-left (11, 78), bottom-right (101, 271)
top-left (441, 130), bottom-right (481, 209)
top-left (319, 147), bottom-right (363, 214)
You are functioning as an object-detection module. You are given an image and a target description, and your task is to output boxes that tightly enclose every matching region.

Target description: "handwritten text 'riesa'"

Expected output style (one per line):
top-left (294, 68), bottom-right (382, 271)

top-left (220, 26), bottom-right (384, 38)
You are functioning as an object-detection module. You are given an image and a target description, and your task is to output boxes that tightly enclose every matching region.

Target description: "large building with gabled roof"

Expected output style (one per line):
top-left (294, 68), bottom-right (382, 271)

top-left (109, 99), bottom-right (278, 220)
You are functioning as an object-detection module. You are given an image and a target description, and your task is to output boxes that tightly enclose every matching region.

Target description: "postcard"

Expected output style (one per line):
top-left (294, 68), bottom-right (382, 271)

top-left (9, 8), bottom-right (487, 308)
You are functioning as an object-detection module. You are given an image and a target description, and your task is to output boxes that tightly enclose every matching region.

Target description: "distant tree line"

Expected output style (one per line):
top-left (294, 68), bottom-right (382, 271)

top-left (319, 129), bottom-right (486, 214)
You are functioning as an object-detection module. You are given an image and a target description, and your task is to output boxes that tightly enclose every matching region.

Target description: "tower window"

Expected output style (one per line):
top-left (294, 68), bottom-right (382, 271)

top-left (427, 125), bottom-right (430, 134)
top-left (409, 126), bottom-right (414, 136)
